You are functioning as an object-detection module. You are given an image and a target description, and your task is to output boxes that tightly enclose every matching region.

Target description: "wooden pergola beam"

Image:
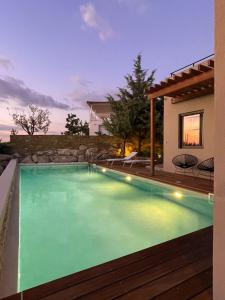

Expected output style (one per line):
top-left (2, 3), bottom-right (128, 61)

top-left (159, 80), bottom-right (167, 87)
top-left (148, 69), bottom-right (214, 99)
top-left (171, 87), bottom-right (214, 103)
top-left (187, 68), bottom-right (204, 76)
top-left (198, 64), bottom-right (213, 72)
top-left (207, 59), bottom-right (214, 67)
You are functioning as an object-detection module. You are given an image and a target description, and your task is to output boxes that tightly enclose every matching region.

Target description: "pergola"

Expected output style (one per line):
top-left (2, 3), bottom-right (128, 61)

top-left (147, 56), bottom-right (215, 176)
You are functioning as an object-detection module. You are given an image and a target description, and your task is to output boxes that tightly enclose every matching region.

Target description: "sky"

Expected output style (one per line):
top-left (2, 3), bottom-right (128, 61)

top-left (0, 0), bottom-right (214, 141)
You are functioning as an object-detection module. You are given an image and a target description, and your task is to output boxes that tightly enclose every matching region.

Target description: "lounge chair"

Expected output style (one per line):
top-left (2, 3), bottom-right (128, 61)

top-left (197, 157), bottom-right (214, 179)
top-left (172, 154), bottom-right (198, 174)
top-left (123, 159), bottom-right (150, 168)
top-left (106, 152), bottom-right (138, 166)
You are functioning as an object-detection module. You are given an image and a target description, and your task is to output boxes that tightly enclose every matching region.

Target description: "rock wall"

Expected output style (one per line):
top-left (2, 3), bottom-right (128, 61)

top-left (9, 135), bottom-right (163, 164)
top-left (10, 135), bottom-right (130, 163)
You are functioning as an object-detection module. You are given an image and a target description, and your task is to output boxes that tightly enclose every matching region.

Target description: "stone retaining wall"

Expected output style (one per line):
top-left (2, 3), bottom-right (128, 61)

top-left (10, 135), bottom-right (135, 163)
top-left (10, 135), bottom-right (124, 154)
top-left (9, 135), bottom-right (162, 164)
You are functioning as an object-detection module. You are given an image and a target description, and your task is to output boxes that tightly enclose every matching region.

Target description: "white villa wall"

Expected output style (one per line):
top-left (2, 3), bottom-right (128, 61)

top-left (89, 118), bottom-right (110, 136)
top-left (163, 94), bottom-right (214, 173)
top-left (89, 118), bottom-right (103, 136)
top-left (89, 109), bottom-right (111, 136)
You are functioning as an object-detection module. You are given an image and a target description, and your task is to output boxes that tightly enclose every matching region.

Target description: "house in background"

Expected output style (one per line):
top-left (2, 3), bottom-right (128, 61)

top-left (148, 56), bottom-right (214, 174)
top-left (87, 101), bottom-right (112, 136)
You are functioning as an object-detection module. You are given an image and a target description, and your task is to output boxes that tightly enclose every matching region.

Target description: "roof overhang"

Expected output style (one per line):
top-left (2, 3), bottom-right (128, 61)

top-left (87, 101), bottom-right (111, 114)
top-left (147, 58), bottom-right (214, 103)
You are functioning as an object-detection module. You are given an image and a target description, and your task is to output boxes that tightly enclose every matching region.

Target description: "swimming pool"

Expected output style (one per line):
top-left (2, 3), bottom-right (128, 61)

top-left (18, 164), bottom-right (212, 291)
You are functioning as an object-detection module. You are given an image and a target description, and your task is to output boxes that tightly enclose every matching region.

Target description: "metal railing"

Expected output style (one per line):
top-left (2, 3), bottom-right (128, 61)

top-left (170, 54), bottom-right (214, 76)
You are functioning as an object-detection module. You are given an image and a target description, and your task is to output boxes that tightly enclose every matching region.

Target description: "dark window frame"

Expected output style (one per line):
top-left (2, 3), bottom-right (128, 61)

top-left (178, 110), bottom-right (204, 149)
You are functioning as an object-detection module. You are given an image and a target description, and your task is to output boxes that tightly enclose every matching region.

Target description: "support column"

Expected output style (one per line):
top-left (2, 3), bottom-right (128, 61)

top-left (150, 98), bottom-right (155, 176)
top-left (214, 0), bottom-right (225, 298)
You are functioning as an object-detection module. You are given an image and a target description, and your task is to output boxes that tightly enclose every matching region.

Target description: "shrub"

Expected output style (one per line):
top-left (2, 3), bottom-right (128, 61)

top-left (0, 142), bottom-right (14, 154)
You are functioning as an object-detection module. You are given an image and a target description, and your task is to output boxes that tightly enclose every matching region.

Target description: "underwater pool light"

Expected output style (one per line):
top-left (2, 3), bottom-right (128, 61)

top-left (102, 168), bottom-right (107, 173)
top-left (173, 191), bottom-right (183, 199)
top-left (126, 175), bottom-right (132, 182)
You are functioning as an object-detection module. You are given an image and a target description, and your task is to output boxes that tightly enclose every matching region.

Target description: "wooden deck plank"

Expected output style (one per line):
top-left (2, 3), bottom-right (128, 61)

top-left (190, 287), bottom-right (213, 300)
top-left (1, 294), bottom-right (21, 300)
top-left (117, 256), bottom-right (212, 300)
top-left (41, 240), bottom-right (212, 300)
top-left (152, 269), bottom-right (212, 300)
top-left (22, 227), bottom-right (212, 299)
top-left (73, 250), bottom-right (212, 300)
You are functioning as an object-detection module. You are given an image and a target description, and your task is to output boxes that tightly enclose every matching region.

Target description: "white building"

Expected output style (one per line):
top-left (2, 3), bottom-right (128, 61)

top-left (87, 101), bottom-right (112, 136)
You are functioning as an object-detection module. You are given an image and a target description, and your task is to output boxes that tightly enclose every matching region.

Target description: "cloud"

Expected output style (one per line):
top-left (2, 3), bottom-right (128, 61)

top-left (66, 89), bottom-right (103, 110)
top-left (0, 56), bottom-right (13, 70)
top-left (80, 3), bottom-right (115, 41)
top-left (68, 89), bottom-right (107, 107)
top-left (70, 75), bottom-right (92, 88)
top-left (0, 123), bottom-right (17, 131)
top-left (67, 75), bottom-right (110, 110)
top-left (117, 0), bottom-right (149, 14)
top-left (0, 76), bottom-right (71, 110)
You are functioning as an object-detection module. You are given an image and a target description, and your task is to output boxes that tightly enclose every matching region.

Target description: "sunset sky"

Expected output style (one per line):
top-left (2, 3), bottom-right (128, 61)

top-left (0, 0), bottom-right (214, 141)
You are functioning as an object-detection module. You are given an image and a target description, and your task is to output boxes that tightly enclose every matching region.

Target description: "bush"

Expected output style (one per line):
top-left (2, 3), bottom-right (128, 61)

top-left (0, 142), bottom-right (14, 154)
top-left (137, 144), bottom-right (163, 162)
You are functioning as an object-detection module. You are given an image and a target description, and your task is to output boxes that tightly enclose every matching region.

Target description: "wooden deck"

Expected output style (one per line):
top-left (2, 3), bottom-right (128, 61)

top-left (98, 163), bottom-right (213, 194)
top-left (3, 227), bottom-right (212, 300)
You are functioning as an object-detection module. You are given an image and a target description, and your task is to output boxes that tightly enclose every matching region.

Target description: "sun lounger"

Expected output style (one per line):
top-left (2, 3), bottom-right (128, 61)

top-left (123, 159), bottom-right (150, 168)
top-left (106, 152), bottom-right (138, 166)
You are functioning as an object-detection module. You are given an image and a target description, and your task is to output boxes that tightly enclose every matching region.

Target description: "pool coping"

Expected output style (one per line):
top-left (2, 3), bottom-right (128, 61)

top-left (94, 164), bottom-right (210, 197)
top-left (0, 160), bottom-right (19, 298)
top-left (97, 164), bottom-right (213, 195)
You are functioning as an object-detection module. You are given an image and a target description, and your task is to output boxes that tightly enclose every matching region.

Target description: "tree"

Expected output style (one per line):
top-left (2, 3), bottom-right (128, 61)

top-left (122, 54), bottom-right (155, 152)
top-left (11, 128), bottom-right (18, 135)
top-left (64, 114), bottom-right (89, 136)
top-left (104, 55), bottom-right (162, 153)
top-left (12, 105), bottom-right (51, 135)
top-left (82, 121), bottom-right (89, 136)
top-left (103, 95), bottom-right (132, 155)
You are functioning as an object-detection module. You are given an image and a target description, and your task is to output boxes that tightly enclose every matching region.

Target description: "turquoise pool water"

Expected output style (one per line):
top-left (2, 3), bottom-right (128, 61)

top-left (19, 164), bottom-right (212, 291)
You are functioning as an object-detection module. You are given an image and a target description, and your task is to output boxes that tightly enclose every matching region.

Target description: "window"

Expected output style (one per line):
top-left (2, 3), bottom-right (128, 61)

top-left (179, 111), bottom-right (203, 148)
